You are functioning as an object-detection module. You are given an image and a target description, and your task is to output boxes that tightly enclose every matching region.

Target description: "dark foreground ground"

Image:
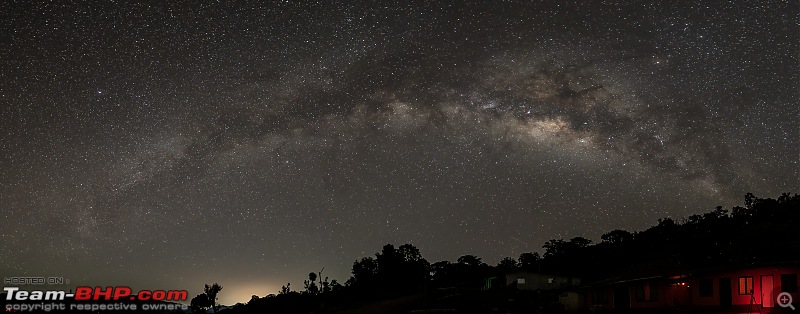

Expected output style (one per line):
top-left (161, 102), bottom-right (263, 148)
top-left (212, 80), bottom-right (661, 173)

top-left (319, 288), bottom-right (796, 314)
top-left (3, 288), bottom-right (795, 314)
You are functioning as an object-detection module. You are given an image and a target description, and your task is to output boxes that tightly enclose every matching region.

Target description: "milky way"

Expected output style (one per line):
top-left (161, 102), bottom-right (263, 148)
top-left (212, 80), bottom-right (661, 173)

top-left (1, 0), bottom-right (797, 304)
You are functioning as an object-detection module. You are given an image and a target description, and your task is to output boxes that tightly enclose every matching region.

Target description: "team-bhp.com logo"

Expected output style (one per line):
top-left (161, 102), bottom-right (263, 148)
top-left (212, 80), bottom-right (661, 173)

top-left (4, 286), bottom-right (188, 301)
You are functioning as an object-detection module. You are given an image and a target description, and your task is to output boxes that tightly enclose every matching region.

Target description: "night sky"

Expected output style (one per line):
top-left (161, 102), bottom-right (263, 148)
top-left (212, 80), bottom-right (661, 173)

top-left (1, 0), bottom-right (798, 305)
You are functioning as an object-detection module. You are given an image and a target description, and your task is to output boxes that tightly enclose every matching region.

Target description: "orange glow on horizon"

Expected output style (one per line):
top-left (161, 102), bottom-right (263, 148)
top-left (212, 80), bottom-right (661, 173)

top-left (217, 282), bottom-right (281, 306)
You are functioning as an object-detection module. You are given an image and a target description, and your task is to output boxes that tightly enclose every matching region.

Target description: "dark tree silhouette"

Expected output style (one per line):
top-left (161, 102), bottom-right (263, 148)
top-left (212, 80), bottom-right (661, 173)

top-left (542, 239), bottom-right (567, 258)
top-left (329, 279), bottom-right (343, 292)
top-left (304, 272), bottom-right (319, 294)
top-left (569, 236), bottom-right (592, 248)
top-left (496, 257), bottom-right (518, 273)
top-left (601, 229), bottom-right (633, 244)
top-left (518, 252), bottom-right (541, 271)
top-left (456, 255), bottom-right (483, 267)
top-left (279, 283), bottom-right (291, 295)
top-left (190, 294), bottom-right (210, 314)
top-left (430, 260), bottom-right (452, 284)
top-left (745, 192), bottom-right (756, 209)
top-left (349, 256), bottom-right (379, 290)
top-left (204, 283), bottom-right (223, 314)
top-left (398, 244), bottom-right (423, 262)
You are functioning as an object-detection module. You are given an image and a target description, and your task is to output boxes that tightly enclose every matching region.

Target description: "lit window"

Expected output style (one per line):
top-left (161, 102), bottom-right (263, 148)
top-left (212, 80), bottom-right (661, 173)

top-left (517, 278), bottom-right (525, 284)
top-left (738, 277), bottom-right (753, 295)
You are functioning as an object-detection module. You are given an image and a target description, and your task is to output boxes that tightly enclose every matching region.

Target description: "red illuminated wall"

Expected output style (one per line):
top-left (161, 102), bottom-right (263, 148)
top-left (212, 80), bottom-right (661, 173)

top-left (689, 267), bottom-right (799, 309)
top-left (584, 266), bottom-right (799, 311)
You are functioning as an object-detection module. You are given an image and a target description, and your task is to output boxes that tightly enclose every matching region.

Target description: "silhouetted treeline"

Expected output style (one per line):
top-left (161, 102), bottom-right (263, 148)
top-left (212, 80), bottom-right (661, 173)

top-left (190, 283), bottom-right (223, 314)
top-left (223, 192), bottom-right (799, 313)
top-left (535, 192), bottom-right (800, 280)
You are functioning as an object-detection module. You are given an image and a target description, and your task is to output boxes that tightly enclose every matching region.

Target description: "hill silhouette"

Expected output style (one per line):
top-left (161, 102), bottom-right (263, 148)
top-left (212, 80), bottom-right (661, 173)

top-left (225, 192), bottom-right (799, 313)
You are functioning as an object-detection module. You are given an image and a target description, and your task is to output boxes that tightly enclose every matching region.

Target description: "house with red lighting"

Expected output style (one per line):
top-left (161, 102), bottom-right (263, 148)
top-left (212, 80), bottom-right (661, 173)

top-left (687, 266), bottom-right (799, 312)
top-left (584, 264), bottom-right (800, 313)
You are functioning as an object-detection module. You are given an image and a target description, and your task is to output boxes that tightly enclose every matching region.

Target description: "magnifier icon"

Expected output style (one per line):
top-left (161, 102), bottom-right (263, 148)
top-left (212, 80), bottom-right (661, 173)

top-left (778, 292), bottom-right (795, 310)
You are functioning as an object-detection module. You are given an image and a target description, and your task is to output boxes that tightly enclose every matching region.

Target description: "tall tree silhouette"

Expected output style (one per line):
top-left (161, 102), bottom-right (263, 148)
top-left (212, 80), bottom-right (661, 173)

top-left (542, 239), bottom-right (567, 258)
top-left (204, 283), bottom-right (223, 314)
top-left (398, 244), bottom-right (423, 262)
top-left (304, 272), bottom-right (319, 294)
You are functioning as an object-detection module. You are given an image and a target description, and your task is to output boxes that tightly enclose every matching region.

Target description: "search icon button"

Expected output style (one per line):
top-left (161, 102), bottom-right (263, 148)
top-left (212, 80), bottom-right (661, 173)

top-left (778, 292), bottom-right (795, 310)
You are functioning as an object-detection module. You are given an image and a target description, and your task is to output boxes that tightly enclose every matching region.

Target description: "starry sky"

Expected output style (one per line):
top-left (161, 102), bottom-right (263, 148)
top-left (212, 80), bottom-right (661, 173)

top-left (1, 0), bottom-right (798, 305)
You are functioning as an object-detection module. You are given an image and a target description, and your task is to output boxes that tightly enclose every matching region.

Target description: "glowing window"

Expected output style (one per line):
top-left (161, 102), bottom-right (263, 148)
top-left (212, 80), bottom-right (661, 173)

top-left (738, 277), bottom-right (753, 295)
